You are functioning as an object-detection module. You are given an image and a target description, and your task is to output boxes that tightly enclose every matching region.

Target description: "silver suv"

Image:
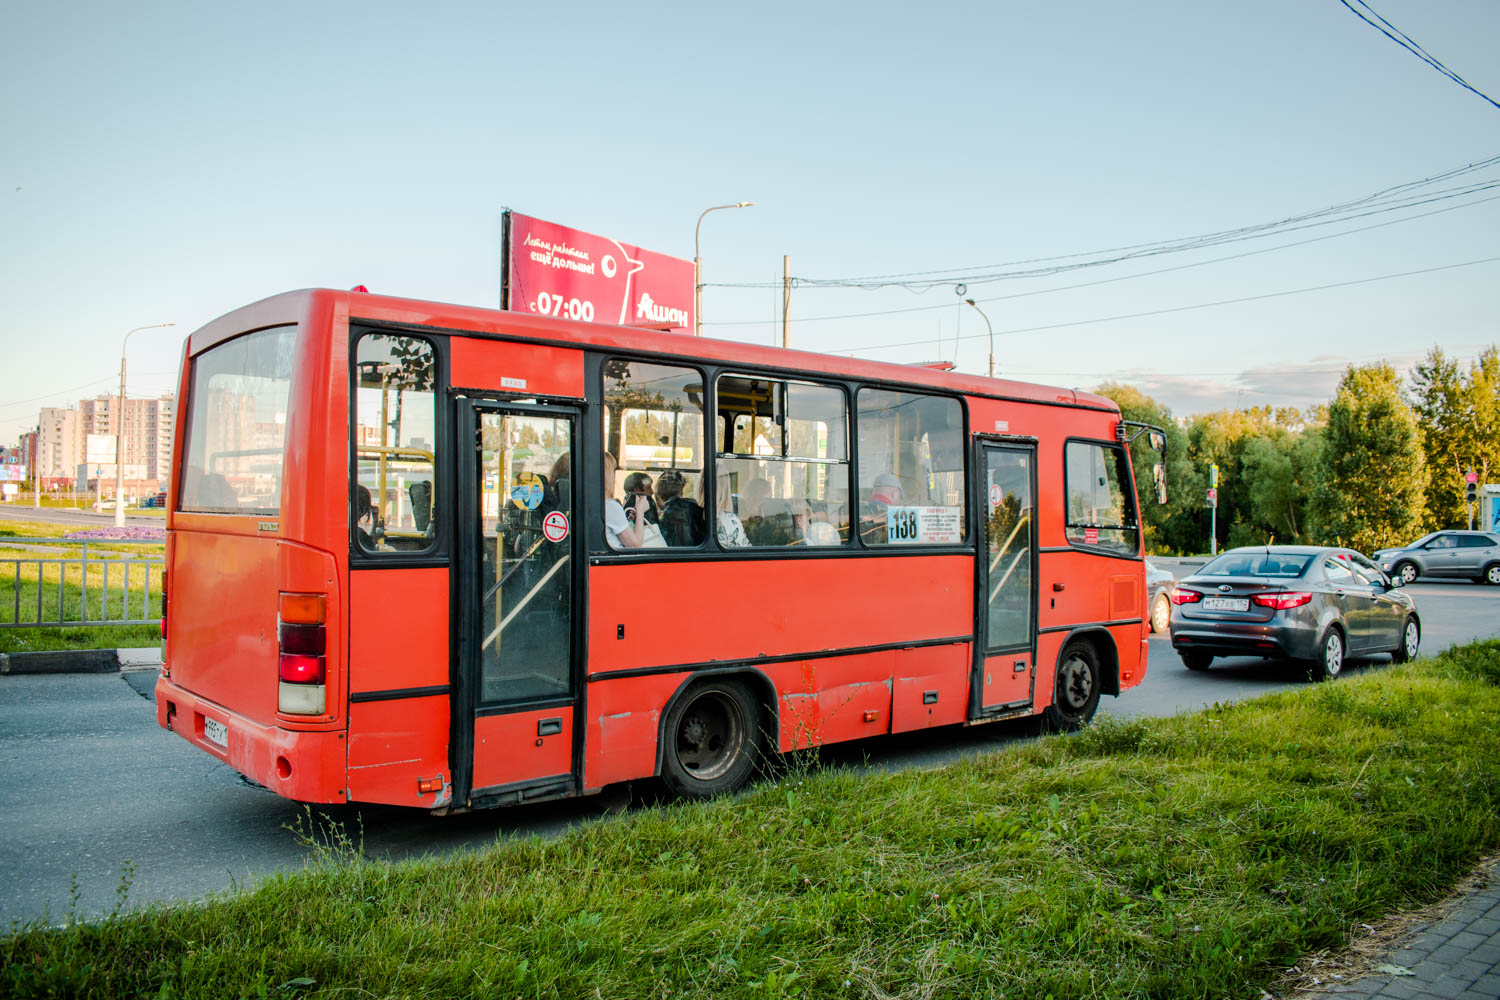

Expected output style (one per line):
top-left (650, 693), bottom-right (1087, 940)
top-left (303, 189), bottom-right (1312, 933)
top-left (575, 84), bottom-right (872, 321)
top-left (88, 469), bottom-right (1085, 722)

top-left (1372, 530), bottom-right (1500, 585)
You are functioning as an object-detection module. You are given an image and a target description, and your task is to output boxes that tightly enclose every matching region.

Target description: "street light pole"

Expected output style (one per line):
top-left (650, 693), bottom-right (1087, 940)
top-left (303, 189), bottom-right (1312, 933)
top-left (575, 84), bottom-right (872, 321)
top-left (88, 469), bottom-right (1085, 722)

top-left (115, 322), bottom-right (174, 527)
top-left (694, 201), bottom-right (754, 337)
top-left (964, 299), bottom-right (995, 378)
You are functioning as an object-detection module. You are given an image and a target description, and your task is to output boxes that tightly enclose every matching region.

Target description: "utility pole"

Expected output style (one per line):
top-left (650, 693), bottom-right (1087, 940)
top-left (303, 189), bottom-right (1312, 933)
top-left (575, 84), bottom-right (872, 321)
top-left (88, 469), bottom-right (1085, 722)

top-left (32, 426), bottom-right (40, 509)
top-left (782, 255), bottom-right (790, 349)
top-left (1208, 463), bottom-right (1219, 556)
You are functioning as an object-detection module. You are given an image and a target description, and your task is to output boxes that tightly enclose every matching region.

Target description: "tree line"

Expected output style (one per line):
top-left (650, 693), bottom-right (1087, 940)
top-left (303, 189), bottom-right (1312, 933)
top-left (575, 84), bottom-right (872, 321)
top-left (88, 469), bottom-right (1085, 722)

top-left (1103, 345), bottom-right (1499, 555)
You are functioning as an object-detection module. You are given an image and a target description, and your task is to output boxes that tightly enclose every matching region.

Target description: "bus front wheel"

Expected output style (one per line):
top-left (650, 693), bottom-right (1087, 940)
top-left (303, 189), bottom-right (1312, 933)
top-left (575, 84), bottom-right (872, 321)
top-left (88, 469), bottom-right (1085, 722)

top-left (661, 678), bottom-right (760, 799)
top-left (1044, 640), bottom-right (1101, 732)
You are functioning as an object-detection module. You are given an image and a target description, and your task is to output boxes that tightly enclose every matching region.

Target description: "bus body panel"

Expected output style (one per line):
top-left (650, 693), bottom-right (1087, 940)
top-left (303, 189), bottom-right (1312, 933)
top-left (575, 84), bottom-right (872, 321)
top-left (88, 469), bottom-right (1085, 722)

top-left (345, 567), bottom-right (451, 807)
top-left (347, 696), bottom-right (452, 807)
top-left (472, 707), bottom-right (575, 791)
top-left (348, 568), bottom-right (449, 695)
top-left (163, 523), bottom-right (283, 725)
top-left (450, 337), bottom-right (586, 399)
top-left (584, 672), bottom-right (688, 789)
top-left (154, 681), bottom-right (348, 803)
top-left (585, 556), bottom-right (973, 675)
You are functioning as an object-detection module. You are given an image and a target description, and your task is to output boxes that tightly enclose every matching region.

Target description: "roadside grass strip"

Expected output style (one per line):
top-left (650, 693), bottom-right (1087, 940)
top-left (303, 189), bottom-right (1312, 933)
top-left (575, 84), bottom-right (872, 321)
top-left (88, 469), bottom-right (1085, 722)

top-left (5, 642), bottom-right (1500, 1000)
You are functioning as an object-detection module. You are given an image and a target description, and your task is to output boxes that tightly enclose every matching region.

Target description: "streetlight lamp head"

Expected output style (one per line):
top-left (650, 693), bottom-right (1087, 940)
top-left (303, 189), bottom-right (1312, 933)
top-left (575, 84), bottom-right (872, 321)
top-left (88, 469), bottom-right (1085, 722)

top-left (736, 201), bottom-right (755, 208)
top-left (965, 298), bottom-right (977, 307)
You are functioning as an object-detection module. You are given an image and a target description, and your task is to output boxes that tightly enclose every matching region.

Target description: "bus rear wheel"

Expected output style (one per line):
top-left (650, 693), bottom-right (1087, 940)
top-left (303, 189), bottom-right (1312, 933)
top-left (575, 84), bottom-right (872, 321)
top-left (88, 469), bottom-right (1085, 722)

top-left (1044, 640), bottom-right (1101, 732)
top-left (661, 678), bottom-right (759, 799)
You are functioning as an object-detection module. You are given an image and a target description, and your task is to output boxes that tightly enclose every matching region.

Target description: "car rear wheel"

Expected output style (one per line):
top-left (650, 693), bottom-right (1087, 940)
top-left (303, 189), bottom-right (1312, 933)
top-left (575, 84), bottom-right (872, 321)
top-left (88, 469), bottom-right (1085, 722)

top-left (1150, 594), bottom-right (1171, 634)
top-left (1180, 651), bottom-right (1212, 671)
top-left (1394, 561), bottom-right (1419, 585)
top-left (1391, 616), bottom-right (1420, 664)
top-left (1309, 627), bottom-right (1344, 681)
top-left (1484, 563), bottom-right (1500, 586)
top-left (1043, 640), bottom-right (1100, 732)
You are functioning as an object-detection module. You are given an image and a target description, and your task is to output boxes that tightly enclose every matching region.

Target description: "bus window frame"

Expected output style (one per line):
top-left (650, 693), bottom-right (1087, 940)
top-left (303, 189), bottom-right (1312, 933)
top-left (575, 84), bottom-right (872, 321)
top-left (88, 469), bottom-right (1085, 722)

top-left (852, 385), bottom-right (970, 551)
top-left (1061, 435), bottom-right (1141, 560)
top-left (348, 325), bottom-right (451, 567)
top-left (586, 349), bottom-right (975, 562)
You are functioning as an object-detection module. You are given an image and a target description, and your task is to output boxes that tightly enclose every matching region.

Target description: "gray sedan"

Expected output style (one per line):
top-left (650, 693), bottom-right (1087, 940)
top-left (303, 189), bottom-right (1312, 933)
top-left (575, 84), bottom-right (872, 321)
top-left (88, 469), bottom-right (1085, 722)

top-left (1170, 545), bottom-right (1420, 680)
top-left (1372, 530), bottom-right (1500, 585)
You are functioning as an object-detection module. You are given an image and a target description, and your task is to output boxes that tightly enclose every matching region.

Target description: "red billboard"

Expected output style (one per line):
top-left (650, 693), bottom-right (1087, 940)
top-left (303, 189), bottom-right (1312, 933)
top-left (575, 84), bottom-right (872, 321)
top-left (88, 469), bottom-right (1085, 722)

top-left (502, 211), bottom-right (695, 333)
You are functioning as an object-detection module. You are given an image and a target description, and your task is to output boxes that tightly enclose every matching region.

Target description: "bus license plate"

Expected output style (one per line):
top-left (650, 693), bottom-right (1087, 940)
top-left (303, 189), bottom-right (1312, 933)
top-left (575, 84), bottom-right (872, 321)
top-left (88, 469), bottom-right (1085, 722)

top-left (1202, 597), bottom-right (1249, 611)
top-left (204, 718), bottom-right (228, 748)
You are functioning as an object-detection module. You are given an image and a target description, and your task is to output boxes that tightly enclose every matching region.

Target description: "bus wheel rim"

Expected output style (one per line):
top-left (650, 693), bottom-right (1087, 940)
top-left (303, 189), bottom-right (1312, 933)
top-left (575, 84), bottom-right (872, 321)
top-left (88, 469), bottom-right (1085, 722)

top-left (1058, 654), bottom-right (1093, 711)
top-left (675, 691), bottom-right (744, 782)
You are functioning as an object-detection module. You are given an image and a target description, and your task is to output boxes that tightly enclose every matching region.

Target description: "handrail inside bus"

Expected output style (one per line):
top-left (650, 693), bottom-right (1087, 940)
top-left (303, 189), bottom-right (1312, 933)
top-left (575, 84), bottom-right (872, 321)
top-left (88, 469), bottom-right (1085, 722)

top-left (484, 552), bottom-right (570, 652)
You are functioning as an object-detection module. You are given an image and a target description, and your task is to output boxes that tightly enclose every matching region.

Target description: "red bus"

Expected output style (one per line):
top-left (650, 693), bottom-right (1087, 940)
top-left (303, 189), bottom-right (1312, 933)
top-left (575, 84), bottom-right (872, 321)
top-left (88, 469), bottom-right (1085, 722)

top-left (156, 288), bottom-right (1166, 811)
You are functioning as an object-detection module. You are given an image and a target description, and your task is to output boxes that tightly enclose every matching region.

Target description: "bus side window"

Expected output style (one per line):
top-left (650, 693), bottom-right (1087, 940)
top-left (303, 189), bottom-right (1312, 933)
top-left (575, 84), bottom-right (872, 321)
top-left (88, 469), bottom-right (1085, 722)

top-left (715, 376), bottom-right (849, 550)
top-left (601, 360), bottom-right (707, 550)
top-left (354, 334), bottom-right (438, 553)
top-left (855, 389), bottom-right (966, 546)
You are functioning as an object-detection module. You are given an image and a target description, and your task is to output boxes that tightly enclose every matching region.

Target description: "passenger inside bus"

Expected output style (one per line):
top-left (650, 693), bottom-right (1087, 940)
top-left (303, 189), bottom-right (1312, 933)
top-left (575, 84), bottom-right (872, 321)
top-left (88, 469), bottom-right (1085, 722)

top-left (657, 469), bottom-right (706, 546)
top-left (860, 472), bottom-right (904, 543)
top-left (621, 472), bottom-right (661, 527)
top-left (356, 485), bottom-right (379, 547)
top-left (794, 498), bottom-right (841, 546)
top-left (715, 473), bottom-right (751, 547)
top-left (604, 453), bottom-right (661, 549)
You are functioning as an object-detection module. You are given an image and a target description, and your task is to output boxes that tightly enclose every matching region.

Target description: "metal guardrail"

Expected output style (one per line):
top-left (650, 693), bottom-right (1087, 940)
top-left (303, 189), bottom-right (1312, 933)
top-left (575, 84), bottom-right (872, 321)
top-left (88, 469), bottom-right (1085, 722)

top-left (0, 537), bottom-right (163, 629)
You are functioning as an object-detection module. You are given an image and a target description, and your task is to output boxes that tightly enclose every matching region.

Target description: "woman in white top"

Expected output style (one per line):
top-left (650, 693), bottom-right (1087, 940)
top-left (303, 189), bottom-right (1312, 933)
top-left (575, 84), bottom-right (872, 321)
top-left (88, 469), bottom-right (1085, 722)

top-left (603, 453), bottom-right (651, 549)
top-left (715, 472), bottom-right (751, 548)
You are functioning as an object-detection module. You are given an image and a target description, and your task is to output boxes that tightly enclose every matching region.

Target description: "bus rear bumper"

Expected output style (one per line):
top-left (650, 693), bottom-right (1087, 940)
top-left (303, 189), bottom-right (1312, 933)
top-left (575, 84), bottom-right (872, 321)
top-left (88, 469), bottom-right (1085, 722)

top-left (155, 676), bottom-right (347, 804)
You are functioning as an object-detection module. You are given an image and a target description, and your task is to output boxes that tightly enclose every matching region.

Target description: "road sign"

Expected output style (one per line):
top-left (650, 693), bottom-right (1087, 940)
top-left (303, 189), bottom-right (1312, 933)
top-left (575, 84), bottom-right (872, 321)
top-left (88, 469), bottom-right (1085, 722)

top-left (1209, 464), bottom-right (1219, 487)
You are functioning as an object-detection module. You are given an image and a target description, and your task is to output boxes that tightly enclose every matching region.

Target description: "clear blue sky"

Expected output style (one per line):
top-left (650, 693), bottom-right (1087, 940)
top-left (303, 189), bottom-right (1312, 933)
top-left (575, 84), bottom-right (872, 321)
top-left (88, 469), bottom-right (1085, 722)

top-left (3, 0), bottom-right (1497, 443)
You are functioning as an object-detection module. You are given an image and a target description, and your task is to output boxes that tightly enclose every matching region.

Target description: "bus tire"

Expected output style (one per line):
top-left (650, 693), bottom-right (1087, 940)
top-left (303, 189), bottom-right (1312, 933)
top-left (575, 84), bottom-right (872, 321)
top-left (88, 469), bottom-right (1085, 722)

top-left (1043, 639), bottom-right (1101, 732)
top-left (661, 678), bottom-right (759, 799)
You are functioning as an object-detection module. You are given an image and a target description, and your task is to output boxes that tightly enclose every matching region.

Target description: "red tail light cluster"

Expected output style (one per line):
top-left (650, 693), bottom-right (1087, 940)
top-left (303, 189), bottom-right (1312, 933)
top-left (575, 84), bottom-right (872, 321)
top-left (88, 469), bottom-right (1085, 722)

top-left (1170, 588), bottom-right (1202, 605)
top-left (278, 593), bottom-right (327, 715)
top-left (1252, 591), bottom-right (1314, 610)
top-left (160, 569), bottom-right (168, 640)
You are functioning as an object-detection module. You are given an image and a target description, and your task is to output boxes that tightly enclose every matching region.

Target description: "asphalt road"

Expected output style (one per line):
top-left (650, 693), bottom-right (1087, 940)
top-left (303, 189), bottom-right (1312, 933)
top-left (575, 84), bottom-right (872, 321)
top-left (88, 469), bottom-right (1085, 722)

top-left (0, 504), bottom-right (161, 529)
top-left (2, 571), bottom-right (1495, 927)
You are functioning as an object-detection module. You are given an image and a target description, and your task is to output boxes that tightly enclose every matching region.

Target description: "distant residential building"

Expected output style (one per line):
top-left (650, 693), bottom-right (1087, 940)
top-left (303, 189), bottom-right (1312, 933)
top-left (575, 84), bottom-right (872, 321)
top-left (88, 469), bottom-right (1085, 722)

top-left (76, 394), bottom-right (175, 481)
top-left (37, 406), bottom-right (85, 488)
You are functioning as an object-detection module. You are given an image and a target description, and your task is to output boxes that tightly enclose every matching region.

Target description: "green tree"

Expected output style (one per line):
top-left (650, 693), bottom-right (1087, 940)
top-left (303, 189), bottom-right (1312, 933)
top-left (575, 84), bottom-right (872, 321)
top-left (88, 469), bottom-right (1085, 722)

top-left (1309, 363), bottom-right (1427, 551)
top-left (1410, 345), bottom-right (1500, 529)
top-left (1094, 383), bottom-right (1197, 554)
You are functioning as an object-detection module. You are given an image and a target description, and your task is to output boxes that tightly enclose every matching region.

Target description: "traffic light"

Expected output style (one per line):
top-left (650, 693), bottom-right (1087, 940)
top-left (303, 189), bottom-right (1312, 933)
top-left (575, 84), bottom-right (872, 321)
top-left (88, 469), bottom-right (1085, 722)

top-left (1467, 481), bottom-right (1478, 504)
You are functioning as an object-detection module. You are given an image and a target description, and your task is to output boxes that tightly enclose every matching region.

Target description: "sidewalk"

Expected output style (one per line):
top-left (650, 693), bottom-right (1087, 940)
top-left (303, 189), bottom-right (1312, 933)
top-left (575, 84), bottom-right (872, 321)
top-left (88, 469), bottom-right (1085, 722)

top-left (1294, 856), bottom-right (1500, 999)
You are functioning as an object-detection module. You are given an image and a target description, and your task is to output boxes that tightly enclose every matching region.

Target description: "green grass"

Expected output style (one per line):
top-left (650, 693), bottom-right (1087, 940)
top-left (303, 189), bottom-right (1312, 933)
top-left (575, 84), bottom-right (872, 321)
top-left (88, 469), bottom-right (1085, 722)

top-left (5, 643), bottom-right (1500, 1000)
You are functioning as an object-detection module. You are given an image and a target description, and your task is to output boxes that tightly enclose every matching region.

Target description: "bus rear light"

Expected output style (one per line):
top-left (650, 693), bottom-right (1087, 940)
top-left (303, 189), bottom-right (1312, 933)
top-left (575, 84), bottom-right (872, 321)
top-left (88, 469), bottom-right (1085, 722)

top-left (278, 622), bottom-right (325, 656)
top-left (1170, 588), bottom-right (1202, 605)
top-left (160, 569), bottom-right (168, 639)
top-left (1252, 591), bottom-right (1313, 610)
top-left (278, 654), bottom-right (325, 685)
top-left (279, 593), bottom-right (325, 624)
top-left (278, 592), bottom-right (327, 715)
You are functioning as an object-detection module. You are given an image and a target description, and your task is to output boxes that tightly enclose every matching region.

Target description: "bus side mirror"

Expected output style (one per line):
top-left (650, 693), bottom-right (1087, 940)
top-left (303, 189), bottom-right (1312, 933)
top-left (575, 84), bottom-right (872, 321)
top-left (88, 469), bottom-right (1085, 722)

top-left (1152, 463), bottom-right (1167, 504)
top-left (1148, 430), bottom-right (1166, 452)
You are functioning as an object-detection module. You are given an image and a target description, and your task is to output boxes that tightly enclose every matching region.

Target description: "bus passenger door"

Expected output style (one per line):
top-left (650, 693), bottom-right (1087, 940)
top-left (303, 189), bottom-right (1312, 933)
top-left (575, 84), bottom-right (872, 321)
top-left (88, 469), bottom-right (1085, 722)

top-left (454, 400), bottom-right (581, 809)
top-left (973, 442), bottom-right (1038, 715)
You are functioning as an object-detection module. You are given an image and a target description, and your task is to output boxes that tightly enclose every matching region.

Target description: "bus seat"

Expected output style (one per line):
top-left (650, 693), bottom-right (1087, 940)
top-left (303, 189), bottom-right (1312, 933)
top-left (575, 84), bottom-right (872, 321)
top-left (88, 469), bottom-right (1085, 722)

top-left (410, 480), bottom-right (433, 533)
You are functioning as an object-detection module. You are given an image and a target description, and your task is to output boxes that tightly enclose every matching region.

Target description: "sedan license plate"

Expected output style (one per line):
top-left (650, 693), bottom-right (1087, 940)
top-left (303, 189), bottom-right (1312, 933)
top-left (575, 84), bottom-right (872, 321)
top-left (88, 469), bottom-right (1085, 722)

top-left (1202, 597), bottom-right (1250, 611)
top-left (203, 717), bottom-right (228, 748)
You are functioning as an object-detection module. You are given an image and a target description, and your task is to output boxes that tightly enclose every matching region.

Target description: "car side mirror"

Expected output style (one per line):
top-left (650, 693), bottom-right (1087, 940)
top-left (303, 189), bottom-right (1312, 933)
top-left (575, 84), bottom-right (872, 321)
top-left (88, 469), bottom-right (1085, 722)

top-left (1386, 574), bottom-right (1403, 589)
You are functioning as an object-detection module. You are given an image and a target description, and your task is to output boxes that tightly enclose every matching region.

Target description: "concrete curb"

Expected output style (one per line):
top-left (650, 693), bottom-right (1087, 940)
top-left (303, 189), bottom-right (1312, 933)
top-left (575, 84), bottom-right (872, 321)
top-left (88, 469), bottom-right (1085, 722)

top-left (0, 647), bottom-right (162, 676)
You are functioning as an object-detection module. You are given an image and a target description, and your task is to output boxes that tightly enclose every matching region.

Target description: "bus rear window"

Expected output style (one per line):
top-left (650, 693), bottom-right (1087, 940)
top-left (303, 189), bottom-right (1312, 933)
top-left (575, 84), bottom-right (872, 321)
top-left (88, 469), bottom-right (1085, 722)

top-left (179, 326), bottom-right (296, 514)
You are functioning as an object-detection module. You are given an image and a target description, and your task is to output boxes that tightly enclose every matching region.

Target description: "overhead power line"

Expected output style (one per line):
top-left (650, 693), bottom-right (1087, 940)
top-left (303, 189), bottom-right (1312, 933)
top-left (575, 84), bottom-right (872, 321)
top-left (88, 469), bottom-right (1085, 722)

top-left (704, 190), bottom-right (1500, 327)
top-left (841, 255), bottom-right (1500, 355)
top-left (704, 154), bottom-right (1500, 293)
top-left (1338, 0), bottom-right (1500, 111)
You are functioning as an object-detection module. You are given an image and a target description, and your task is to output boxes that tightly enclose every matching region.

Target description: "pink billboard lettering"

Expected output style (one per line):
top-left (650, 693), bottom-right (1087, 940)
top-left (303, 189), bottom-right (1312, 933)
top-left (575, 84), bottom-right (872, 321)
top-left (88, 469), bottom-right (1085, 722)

top-left (502, 211), bottom-right (695, 332)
